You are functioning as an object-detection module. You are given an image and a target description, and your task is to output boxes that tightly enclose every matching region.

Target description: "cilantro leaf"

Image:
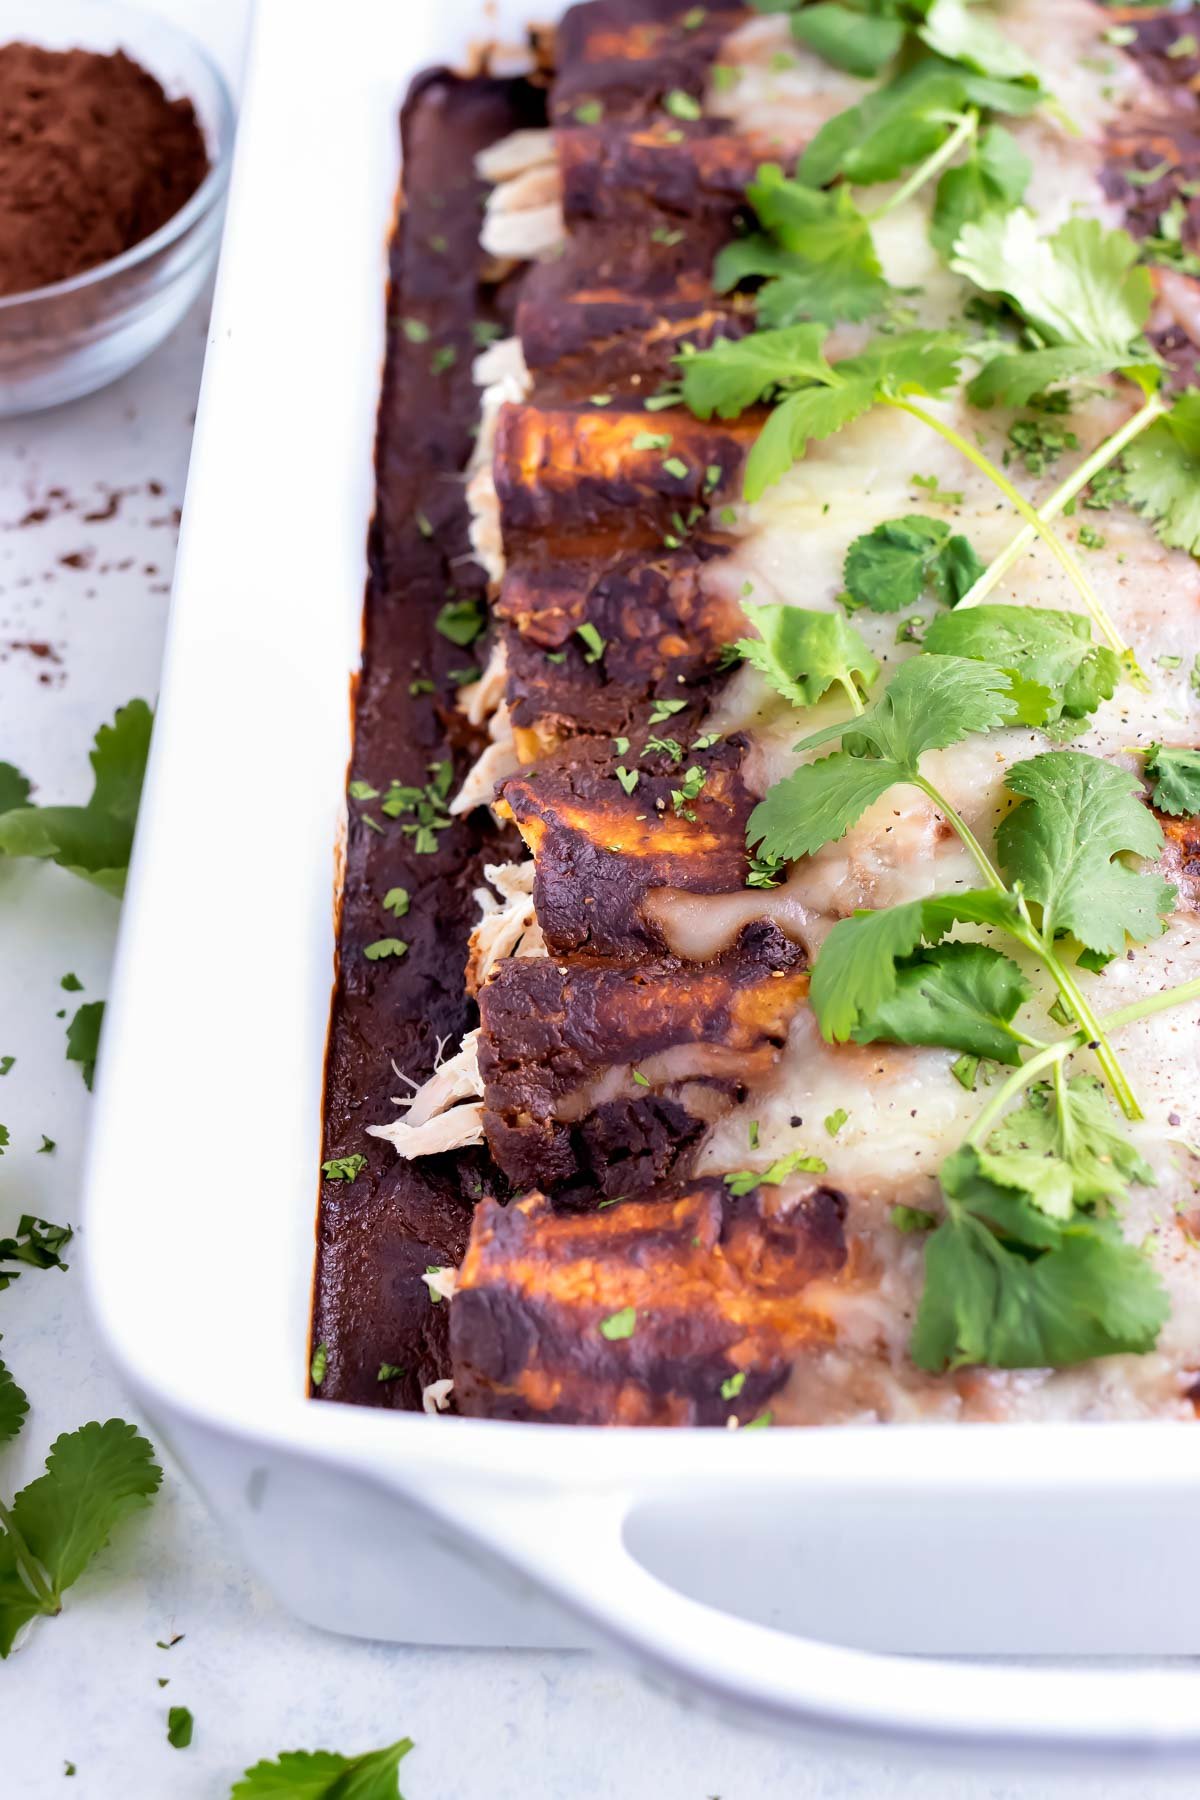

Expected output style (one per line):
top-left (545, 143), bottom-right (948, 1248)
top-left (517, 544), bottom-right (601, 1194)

top-left (1123, 391), bottom-right (1200, 555)
top-left (793, 651), bottom-right (1013, 762)
top-left (65, 1001), bottom-right (104, 1091)
top-left (917, 0), bottom-right (1044, 88)
top-left (748, 753), bottom-right (903, 862)
top-left (910, 1191), bottom-right (1167, 1371)
top-left (0, 1349), bottom-right (29, 1447)
top-left (1145, 743), bottom-right (1200, 817)
top-left (967, 344), bottom-right (1125, 410)
top-left (0, 701), bottom-right (152, 897)
top-left (745, 382), bottom-right (876, 501)
top-left (800, 63), bottom-right (967, 188)
top-left (808, 887), bottom-right (1022, 1042)
top-left (790, 3), bottom-right (906, 75)
top-left (167, 1707), bottom-right (194, 1750)
top-left (923, 606), bottom-right (1120, 734)
top-left (996, 751), bottom-right (1174, 954)
top-left (715, 169), bottom-right (889, 326)
top-left (930, 123), bottom-right (1030, 258)
top-left (849, 939), bottom-right (1032, 1063)
top-left (435, 597), bottom-right (486, 647)
top-left (230, 1738), bottom-right (414, 1799)
top-left (952, 212), bottom-right (1154, 363)
top-left (0, 1215), bottom-right (72, 1291)
top-left (0, 763), bottom-right (31, 814)
top-left (842, 515), bottom-right (985, 612)
top-left (679, 323), bottom-right (833, 418)
top-left (681, 327), bottom-right (965, 501)
top-left (988, 1074), bottom-right (1154, 1208)
top-left (0, 1420), bottom-right (162, 1656)
top-left (749, 655), bottom-right (1012, 862)
top-left (737, 604), bottom-right (879, 710)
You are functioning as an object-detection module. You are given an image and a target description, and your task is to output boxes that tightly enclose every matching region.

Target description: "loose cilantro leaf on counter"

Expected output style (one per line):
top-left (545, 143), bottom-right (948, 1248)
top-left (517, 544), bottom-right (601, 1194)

top-left (996, 751), bottom-right (1174, 956)
top-left (842, 515), bottom-right (985, 611)
top-left (1123, 391), bottom-right (1200, 555)
top-left (0, 701), bottom-right (152, 898)
top-left (0, 1216), bottom-right (72, 1291)
top-left (167, 1707), bottom-right (194, 1750)
top-left (923, 605), bottom-right (1120, 735)
top-left (60, 972), bottom-right (83, 992)
top-left (714, 165), bottom-right (890, 326)
top-left (231, 1738), bottom-right (414, 1800)
top-left (737, 604), bottom-right (879, 712)
top-left (849, 940), bottom-right (1032, 1063)
top-left (747, 654), bottom-right (1011, 863)
top-left (1145, 743), bottom-right (1200, 818)
top-left (0, 1420), bottom-right (162, 1657)
top-left (930, 123), bottom-right (1029, 256)
top-left (0, 763), bottom-right (30, 814)
top-left (0, 1349), bottom-right (29, 1447)
top-left (65, 1001), bottom-right (104, 1091)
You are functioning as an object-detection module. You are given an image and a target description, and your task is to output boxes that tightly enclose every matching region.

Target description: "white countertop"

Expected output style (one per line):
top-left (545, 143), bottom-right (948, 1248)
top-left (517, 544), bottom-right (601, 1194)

top-left (0, 1), bottom-right (1193, 1794)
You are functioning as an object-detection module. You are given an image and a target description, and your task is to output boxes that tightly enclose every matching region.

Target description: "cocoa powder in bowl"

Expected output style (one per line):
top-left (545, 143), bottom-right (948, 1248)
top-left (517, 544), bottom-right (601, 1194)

top-left (0, 41), bottom-right (209, 298)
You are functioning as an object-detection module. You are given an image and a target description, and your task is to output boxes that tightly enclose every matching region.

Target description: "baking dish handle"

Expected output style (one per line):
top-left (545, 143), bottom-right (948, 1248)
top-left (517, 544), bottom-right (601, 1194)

top-left (422, 1482), bottom-right (1200, 1761)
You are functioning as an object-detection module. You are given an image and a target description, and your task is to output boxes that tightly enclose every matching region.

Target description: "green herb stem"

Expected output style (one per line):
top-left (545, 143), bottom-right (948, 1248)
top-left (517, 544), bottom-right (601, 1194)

top-left (911, 773), bottom-right (1005, 892)
top-left (882, 397), bottom-right (1132, 662)
top-left (966, 1038), bottom-right (1072, 1146)
top-left (1041, 945), bottom-right (1141, 1121)
top-left (839, 678), bottom-right (867, 716)
top-left (0, 1497), bottom-right (55, 1615)
top-left (956, 394), bottom-right (1166, 615)
top-left (966, 974), bottom-right (1200, 1145)
top-left (866, 110), bottom-right (979, 224)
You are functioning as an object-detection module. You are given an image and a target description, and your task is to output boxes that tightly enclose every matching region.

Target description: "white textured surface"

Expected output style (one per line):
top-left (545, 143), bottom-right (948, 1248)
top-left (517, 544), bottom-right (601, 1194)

top-left (0, 0), bottom-right (1193, 1793)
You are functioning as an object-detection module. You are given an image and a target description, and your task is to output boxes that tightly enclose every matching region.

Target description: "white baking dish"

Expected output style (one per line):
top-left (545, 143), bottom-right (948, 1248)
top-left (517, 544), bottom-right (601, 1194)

top-left (84, 0), bottom-right (1200, 1764)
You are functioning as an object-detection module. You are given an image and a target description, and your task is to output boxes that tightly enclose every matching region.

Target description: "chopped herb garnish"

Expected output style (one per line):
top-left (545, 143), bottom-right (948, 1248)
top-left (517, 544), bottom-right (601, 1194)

top-left (599, 1307), bottom-right (637, 1340)
top-left (167, 1707), bottom-right (194, 1750)
top-left (435, 596), bottom-right (486, 646)
top-left (382, 887), bottom-right (410, 917)
top-left (577, 622), bottom-right (606, 664)
top-left (363, 938), bottom-right (408, 961)
top-left (322, 1154), bottom-right (367, 1183)
top-left (720, 1371), bottom-right (747, 1401)
top-left (401, 318), bottom-right (429, 343)
top-left (377, 1363), bottom-right (405, 1382)
top-left (310, 1344), bottom-right (328, 1387)
top-left (824, 1108), bottom-right (848, 1137)
top-left (664, 89), bottom-right (702, 120)
top-left (574, 100), bottom-right (603, 124)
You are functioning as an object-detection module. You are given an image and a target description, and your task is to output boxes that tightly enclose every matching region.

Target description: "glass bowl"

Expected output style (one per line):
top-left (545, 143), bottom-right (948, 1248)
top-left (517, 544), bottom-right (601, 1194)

top-left (0, 0), bottom-right (235, 416)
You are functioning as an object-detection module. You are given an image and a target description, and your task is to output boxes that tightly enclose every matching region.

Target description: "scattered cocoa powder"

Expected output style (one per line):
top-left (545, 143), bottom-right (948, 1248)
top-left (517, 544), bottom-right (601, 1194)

top-left (0, 43), bottom-right (209, 298)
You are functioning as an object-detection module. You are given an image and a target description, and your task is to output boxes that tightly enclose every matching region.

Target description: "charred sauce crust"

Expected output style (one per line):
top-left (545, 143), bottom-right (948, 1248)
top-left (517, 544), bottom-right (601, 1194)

top-left (316, 3), bottom-right (1200, 1420)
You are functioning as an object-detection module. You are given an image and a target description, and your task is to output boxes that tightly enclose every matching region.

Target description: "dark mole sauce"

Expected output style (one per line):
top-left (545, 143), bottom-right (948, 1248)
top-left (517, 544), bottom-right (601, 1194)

top-left (312, 70), bottom-right (545, 1411)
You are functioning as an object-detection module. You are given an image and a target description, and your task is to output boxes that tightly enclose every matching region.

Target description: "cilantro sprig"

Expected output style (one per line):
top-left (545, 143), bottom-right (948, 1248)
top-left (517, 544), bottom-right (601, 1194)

top-left (1144, 743), bottom-right (1200, 818)
top-left (0, 1420), bottom-right (162, 1656)
top-left (0, 701), bottom-right (151, 897)
top-left (679, 324), bottom-right (1125, 662)
top-left (753, 644), bottom-right (1171, 1118)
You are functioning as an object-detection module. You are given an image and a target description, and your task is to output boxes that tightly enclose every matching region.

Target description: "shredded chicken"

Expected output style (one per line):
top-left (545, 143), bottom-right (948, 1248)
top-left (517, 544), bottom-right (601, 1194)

top-left (477, 128), bottom-right (564, 262)
top-left (468, 859), bottom-right (545, 988)
top-left (456, 635), bottom-right (508, 730)
top-left (449, 700), bottom-right (520, 817)
top-left (467, 336), bottom-right (531, 588)
top-left (367, 1031), bottom-right (485, 1159)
